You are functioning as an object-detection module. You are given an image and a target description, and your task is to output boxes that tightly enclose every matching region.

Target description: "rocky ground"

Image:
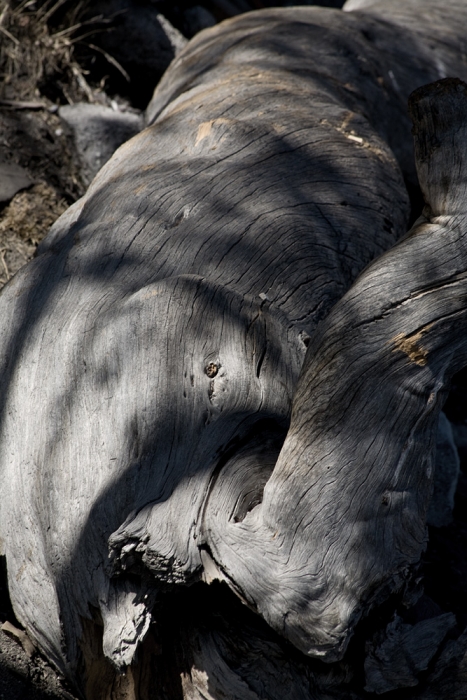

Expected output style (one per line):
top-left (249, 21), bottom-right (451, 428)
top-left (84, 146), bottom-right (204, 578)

top-left (1, 0), bottom-right (467, 698)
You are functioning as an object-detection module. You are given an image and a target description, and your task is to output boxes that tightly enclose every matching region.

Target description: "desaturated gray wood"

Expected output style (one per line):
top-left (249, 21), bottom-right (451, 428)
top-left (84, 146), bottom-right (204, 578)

top-left (0, 2), bottom-right (467, 699)
top-left (202, 77), bottom-right (467, 662)
top-left (145, 0), bottom-right (467, 185)
top-left (427, 412), bottom-right (460, 528)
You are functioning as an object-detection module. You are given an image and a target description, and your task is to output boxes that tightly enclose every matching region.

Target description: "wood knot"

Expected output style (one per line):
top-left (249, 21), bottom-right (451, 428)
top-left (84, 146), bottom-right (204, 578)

top-left (205, 362), bottom-right (219, 378)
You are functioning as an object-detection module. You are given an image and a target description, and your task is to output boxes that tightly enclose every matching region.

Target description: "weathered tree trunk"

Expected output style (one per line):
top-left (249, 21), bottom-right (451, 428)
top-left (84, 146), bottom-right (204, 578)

top-left (1, 1), bottom-right (467, 698)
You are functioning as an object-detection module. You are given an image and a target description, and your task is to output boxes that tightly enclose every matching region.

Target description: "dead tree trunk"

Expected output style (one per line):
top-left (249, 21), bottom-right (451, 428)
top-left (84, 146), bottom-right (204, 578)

top-left (1, 1), bottom-right (467, 698)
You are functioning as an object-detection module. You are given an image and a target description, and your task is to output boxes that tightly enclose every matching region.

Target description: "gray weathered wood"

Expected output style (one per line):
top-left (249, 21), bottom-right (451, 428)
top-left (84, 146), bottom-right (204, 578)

top-left (201, 77), bottom-right (467, 662)
top-left (1, 2), bottom-right (467, 698)
top-left (427, 412), bottom-right (460, 528)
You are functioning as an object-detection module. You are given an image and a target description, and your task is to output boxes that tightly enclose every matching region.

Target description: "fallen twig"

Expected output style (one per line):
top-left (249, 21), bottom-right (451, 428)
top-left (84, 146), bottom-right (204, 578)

top-left (0, 99), bottom-right (47, 110)
top-left (0, 248), bottom-right (11, 281)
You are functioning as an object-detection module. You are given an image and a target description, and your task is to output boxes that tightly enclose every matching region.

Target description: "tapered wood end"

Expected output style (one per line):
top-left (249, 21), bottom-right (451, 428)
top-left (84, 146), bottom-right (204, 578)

top-left (409, 78), bottom-right (467, 216)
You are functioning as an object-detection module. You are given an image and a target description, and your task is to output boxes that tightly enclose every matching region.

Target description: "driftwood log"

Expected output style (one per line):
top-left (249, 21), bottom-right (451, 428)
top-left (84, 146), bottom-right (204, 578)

top-left (2, 1), bottom-right (467, 698)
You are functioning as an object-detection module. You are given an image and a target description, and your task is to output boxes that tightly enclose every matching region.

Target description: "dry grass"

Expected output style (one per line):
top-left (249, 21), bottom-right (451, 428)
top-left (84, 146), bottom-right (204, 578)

top-left (0, 0), bottom-right (120, 104)
top-left (0, 0), bottom-right (99, 289)
top-left (0, 0), bottom-right (126, 289)
top-left (0, 181), bottom-right (67, 244)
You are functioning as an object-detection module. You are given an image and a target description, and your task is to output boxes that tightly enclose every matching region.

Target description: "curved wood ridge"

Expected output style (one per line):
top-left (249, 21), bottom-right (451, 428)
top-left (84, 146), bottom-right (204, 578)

top-left (0, 0), bottom-right (467, 696)
top-left (205, 77), bottom-right (467, 661)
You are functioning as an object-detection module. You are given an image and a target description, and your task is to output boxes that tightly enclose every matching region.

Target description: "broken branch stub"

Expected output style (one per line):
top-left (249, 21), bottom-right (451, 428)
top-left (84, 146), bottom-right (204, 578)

top-left (409, 78), bottom-right (467, 218)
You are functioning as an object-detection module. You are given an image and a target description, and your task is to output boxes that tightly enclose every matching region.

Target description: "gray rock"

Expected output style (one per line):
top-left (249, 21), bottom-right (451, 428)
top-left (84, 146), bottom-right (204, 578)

top-left (427, 411), bottom-right (460, 528)
top-left (184, 6), bottom-right (216, 36)
top-left (0, 163), bottom-right (33, 204)
top-left (417, 626), bottom-right (467, 699)
top-left (89, 1), bottom-right (187, 86)
top-left (364, 613), bottom-right (456, 694)
top-left (59, 103), bottom-right (143, 185)
top-left (451, 422), bottom-right (467, 451)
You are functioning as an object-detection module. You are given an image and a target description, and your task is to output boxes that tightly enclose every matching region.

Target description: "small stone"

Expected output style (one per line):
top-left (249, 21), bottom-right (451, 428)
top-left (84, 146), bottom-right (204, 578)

top-left (59, 103), bottom-right (144, 185)
top-left (0, 163), bottom-right (33, 204)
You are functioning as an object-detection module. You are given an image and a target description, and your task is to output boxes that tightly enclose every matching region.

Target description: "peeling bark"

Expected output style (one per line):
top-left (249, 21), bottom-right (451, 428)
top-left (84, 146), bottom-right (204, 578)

top-left (1, 1), bottom-right (467, 698)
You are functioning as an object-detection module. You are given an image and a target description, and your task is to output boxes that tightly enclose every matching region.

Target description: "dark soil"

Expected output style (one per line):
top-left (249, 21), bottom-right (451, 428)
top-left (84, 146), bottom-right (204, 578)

top-left (0, 105), bottom-right (84, 286)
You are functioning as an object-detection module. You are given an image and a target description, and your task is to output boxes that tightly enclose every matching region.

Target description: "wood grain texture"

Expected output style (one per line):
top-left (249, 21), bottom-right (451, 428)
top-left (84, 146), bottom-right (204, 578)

top-left (0, 2), bottom-right (467, 698)
top-left (202, 79), bottom-right (467, 662)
